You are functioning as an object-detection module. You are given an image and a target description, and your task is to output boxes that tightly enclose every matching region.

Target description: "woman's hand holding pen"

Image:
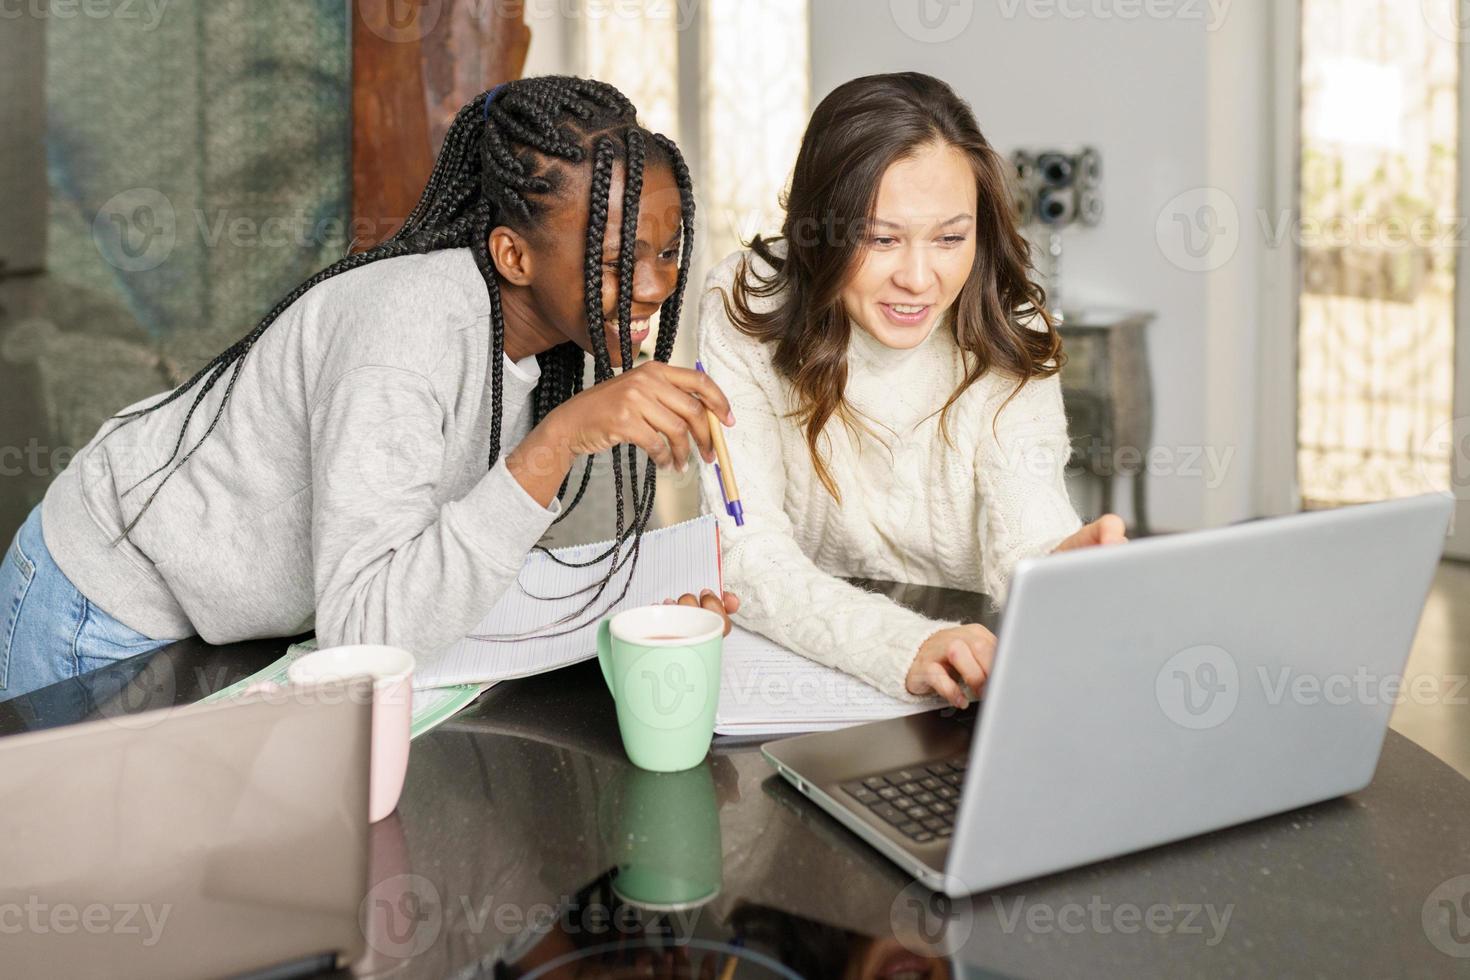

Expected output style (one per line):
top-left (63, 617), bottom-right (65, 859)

top-left (507, 362), bottom-right (734, 507)
top-left (906, 624), bottom-right (997, 709)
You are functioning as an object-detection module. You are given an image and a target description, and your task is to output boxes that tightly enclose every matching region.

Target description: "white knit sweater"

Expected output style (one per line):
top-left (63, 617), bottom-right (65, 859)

top-left (698, 248), bottom-right (1084, 701)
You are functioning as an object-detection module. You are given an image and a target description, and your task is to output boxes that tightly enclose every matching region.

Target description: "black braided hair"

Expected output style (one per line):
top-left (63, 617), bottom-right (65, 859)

top-left (499, 128), bottom-right (660, 634)
top-left (102, 76), bottom-right (698, 630)
top-left (484, 127), bottom-right (699, 636)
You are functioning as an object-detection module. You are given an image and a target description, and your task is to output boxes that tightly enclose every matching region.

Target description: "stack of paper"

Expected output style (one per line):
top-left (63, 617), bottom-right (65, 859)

top-left (715, 627), bottom-right (942, 736)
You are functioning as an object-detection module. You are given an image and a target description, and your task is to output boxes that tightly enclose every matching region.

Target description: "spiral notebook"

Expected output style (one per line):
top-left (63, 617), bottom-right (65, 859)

top-left (413, 513), bottom-right (938, 735)
top-left (413, 515), bottom-right (724, 689)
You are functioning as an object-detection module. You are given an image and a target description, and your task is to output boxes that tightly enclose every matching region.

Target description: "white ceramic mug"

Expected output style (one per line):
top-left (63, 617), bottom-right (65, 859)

top-left (287, 645), bottom-right (415, 823)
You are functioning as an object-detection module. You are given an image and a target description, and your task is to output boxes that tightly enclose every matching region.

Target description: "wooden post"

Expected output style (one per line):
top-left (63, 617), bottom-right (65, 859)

top-left (351, 0), bottom-right (531, 249)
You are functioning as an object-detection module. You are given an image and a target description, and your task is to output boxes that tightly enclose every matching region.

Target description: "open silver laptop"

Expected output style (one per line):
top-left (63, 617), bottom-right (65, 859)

top-left (0, 682), bottom-right (372, 978)
top-left (764, 494), bottom-right (1453, 896)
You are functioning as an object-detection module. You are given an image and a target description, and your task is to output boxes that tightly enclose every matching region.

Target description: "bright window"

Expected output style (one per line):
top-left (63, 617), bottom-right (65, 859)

top-left (1296, 1), bottom-right (1458, 506)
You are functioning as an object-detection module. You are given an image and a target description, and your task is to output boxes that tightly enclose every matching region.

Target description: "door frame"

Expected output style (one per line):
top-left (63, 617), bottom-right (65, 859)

top-left (1253, 0), bottom-right (1302, 519)
top-left (1450, 21), bottom-right (1470, 557)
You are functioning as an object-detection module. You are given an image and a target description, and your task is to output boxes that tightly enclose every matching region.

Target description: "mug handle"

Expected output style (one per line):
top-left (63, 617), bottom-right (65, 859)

top-left (596, 619), bottom-right (615, 693)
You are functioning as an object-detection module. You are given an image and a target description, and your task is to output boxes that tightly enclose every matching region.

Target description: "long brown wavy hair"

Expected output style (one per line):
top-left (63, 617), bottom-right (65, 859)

top-left (719, 72), bottom-right (1063, 501)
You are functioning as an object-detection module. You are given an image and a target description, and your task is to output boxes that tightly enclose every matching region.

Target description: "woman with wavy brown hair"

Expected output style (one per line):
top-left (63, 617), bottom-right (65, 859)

top-left (699, 72), bottom-right (1125, 710)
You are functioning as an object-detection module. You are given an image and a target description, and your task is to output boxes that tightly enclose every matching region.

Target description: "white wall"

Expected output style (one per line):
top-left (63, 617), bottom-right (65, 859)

top-left (1203, 0), bottom-right (1269, 526)
top-left (810, 0), bottom-right (1272, 531)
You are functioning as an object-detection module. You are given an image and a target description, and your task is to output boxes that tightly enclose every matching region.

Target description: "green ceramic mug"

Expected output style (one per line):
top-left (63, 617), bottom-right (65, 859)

top-left (597, 604), bottom-right (724, 772)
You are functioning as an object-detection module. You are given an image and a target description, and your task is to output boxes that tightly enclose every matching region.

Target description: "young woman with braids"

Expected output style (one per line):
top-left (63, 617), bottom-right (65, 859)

top-left (0, 76), bottom-right (738, 702)
top-left (700, 72), bottom-right (1127, 711)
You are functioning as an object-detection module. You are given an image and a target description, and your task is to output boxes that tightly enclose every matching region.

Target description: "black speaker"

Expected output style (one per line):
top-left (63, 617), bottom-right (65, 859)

top-left (1009, 146), bottom-right (1103, 233)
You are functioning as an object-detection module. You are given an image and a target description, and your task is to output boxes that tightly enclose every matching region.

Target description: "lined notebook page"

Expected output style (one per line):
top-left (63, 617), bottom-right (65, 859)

top-left (414, 516), bottom-right (721, 689)
top-left (715, 626), bottom-right (942, 736)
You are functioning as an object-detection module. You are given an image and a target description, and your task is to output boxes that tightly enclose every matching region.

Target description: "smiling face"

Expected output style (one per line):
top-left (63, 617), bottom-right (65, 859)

top-left (519, 158), bottom-right (685, 368)
top-left (838, 140), bottom-right (979, 350)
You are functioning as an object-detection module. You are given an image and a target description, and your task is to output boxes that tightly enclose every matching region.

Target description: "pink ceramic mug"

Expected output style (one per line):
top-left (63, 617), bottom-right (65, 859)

top-left (287, 645), bottom-right (415, 823)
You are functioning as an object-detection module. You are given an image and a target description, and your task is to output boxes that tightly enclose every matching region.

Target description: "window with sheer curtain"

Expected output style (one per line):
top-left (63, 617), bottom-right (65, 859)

top-left (578, 2), bottom-right (682, 142)
top-left (700, 1), bottom-right (811, 271)
top-left (1296, 1), bottom-right (1457, 507)
top-left (549, 0), bottom-right (809, 536)
top-left (578, 0), bottom-right (809, 352)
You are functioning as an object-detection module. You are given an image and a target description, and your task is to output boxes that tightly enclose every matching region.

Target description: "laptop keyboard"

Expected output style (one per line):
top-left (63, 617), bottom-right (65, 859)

top-left (839, 756), bottom-right (968, 844)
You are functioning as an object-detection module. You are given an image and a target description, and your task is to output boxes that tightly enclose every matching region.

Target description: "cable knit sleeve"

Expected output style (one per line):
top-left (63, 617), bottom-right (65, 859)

top-left (698, 254), bottom-right (958, 701)
top-left (973, 371), bottom-right (1085, 606)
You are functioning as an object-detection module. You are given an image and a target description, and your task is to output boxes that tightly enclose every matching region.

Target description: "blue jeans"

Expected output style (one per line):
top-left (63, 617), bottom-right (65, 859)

top-left (0, 505), bottom-right (173, 703)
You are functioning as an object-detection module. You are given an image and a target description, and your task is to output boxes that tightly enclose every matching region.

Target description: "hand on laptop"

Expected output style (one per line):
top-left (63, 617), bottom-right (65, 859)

top-left (663, 589), bottom-right (741, 636)
top-left (1052, 513), bottom-right (1128, 552)
top-left (906, 624), bottom-right (996, 709)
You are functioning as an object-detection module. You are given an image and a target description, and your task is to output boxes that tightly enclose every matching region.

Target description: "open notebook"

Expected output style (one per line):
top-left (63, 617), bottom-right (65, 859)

top-left (414, 514), bottom-right (941, 735)
top-left (716, 627), bottom-right (941, 736)
top-left (413, 516), bottom-right (724, 689)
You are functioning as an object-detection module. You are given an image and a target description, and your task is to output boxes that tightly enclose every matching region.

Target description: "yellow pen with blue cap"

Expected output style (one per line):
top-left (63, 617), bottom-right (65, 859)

top-left (695, 360), bottom-right (744, 526)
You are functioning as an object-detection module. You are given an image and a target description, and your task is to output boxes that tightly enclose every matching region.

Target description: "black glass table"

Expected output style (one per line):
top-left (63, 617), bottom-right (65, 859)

top-left (3, 583), bottom-right (1469, 978)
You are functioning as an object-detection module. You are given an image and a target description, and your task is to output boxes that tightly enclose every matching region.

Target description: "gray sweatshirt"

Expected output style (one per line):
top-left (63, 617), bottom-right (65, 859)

top-left (42, 248), bottom-right (563, 658)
